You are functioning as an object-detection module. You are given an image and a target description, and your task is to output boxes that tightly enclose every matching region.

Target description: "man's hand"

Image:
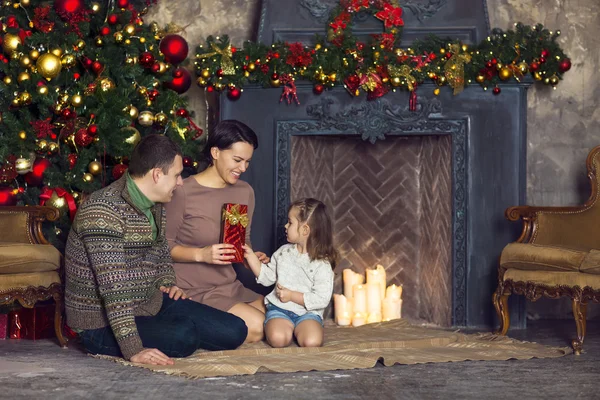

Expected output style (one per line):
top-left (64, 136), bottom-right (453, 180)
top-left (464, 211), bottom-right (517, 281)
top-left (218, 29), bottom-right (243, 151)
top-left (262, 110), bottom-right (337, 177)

top-left (130, 348), bottom-right (174, 365)
top-left (198, 244), bottom-right (236, 264)
top-left (276, 283), bottom-right (292, 303)
top-left (255, 251), bottom-right (270, 264)
top-left (159, 285), bottom-right (188, 301)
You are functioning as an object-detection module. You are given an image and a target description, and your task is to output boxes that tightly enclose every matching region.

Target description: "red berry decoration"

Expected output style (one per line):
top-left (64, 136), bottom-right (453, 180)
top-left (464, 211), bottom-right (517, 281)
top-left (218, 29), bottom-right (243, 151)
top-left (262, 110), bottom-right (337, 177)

top-left (24, 158), bottom-right (51, 186)
top-left (166, 67), bottom-right (192, 94)
top-left (112, 163), bottom-right (128, 180)
top-left (558, 58), bottom-right (571, 73)
top-left (313, 84), bottom-right (324, 95)
top-left (87, 124), bottom-right (98, 136)
top-left (54, 0), bottom-right (84, 14)
top-left (159, 34), bottom-right (189, 65)
top-left (492, 87), bottom-right (501, 95)
top-left (227, 87), bottom-right (241, 101)
top-left (100, 26), bottom-right (110, 36)
top-left (67, 153), bottom-right (78, 170)
top-left (529, 61), bottom-right (540, 72)
top-left (176, 108), bottom-right (189, 118)
top-left (91, 61), bottom-right (103, 74)
top-left (182, 156), bottom-right (193, 168)
top-left (107, 14), bottom-right (118, 25)
top-left (116, 0), bottom-right (129, 8)
top-left (139, 52), bottom-right (155, 68)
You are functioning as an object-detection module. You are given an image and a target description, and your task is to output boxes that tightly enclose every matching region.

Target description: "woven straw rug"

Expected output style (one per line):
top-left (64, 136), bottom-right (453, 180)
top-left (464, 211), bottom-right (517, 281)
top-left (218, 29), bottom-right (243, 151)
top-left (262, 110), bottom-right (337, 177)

top-left (96, 319), bottom-right (571, 379)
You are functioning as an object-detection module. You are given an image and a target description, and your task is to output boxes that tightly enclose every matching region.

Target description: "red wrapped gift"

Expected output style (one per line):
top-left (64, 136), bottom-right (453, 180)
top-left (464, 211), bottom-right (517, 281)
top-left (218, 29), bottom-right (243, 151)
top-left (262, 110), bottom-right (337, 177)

top-left (0, 314), bottom-right (7, 340)
top-left (220, 203), bottom-right (248, 263)
top-left (8, 304), bottom-right (55, 340)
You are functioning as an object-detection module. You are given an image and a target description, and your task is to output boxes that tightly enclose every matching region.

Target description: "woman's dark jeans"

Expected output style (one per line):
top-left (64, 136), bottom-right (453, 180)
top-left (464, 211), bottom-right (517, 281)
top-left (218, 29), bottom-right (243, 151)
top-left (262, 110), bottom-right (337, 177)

top-left (79, 293), bottom-right (248, 358)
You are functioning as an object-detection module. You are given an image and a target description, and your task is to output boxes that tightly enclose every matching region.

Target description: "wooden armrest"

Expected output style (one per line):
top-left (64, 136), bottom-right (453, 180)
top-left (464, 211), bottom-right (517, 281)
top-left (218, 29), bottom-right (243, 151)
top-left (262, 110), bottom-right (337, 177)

top-left (505, 205), bottom-right (590, 221)
top-left (0, 206), bottom-right (59, 245)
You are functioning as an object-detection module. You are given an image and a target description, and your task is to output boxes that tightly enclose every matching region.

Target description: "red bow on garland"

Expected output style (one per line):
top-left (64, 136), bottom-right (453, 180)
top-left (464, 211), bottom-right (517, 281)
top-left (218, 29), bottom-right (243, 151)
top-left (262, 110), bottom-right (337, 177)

top-left (39, 187), bottom-right (77, 221)
top-left (375, 3), bottom-right (404, 29)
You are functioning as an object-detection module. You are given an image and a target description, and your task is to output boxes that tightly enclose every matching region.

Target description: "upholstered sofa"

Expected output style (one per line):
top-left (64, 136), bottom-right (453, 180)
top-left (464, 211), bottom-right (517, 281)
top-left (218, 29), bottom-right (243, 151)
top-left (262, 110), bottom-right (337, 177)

top-left (494, 145), bottom-right (600, 354)
top-left (0, 206), bottom-right (67, 346)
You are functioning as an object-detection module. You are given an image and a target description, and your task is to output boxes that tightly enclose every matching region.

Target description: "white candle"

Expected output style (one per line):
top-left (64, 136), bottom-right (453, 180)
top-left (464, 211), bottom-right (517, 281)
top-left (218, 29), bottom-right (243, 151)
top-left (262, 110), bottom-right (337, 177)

top-left (382, 297), bottom-right (402, 321)
top-left (352, 312), bottom-right (366, 327)
top-left (333, 294), bottom-right (353, 326)
top-left (352, 284), bottom-right (367, 314)
top-left (366, 265), bottom-right (386, 301)
top-left (366, 312), bottom-right (382, 324)
top-left (343, 269), bottom-right (364, 298)
top-left (385, 284), bottom-right (403, 301)
top-left (365, 283), bottom-right (382, 314)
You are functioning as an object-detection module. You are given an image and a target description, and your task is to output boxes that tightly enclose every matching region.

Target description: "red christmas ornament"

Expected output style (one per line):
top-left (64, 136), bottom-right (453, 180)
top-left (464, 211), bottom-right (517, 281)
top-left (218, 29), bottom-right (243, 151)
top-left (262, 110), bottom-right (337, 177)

top-left (91, 61), bottom-right (103, 74)
top-left (485, 61), bottom-right (493, 69)
top-left (445, 52), bottom-right (452, 59)
top-left (159, 34), bottom-right (188, 65)
top-left (216, 69), bottom-right (224, 77)
top-left (182, 156), bottom-right (193, 168)
top-left (313, 84), bottom-right (324, 95)
top-left (73, 72), bottom-right (80, 80)
top-left (67, 153), bottom-right (77, 170)
top-left (0, 186), bottom-right (17, 206)
top-left (83, 57), bottom-right (93, 69)
top-left (206, 85), bottom-right (214, 93)
top-left (271, 73), bottom-right (279, 81)
top-left (74, 128), bottom-right (93, 147)
top-left (176, 108), bottom-right (189, 118)
top-left (492, 87), bottom-right (501, 95)
top-left (139, 52), bottom-right (155, 68)
top-left (491, 58), bottom-right (498, 65)
top-left (147, 89), bottom-right (159, 101)
top-left (540, 49), bottom-right (550, 58)
top-left (166, 67), bottom-right (192, 94)
top-left (100, 26), bottom-right (110, 36)
top-left (61, 108), bottom-right (76, 120)
top-left (107, 14), bottom-right (118, 25)
top-left (356, 42), bottom-right (365, 51)
top-left (54, 0), bottom-right (84, 14)
top-left (558, 58), bottom-right (571, 73)
top-left (87, 124), bottom-right (98, 136)
top-left (151, 62), bottom-right (161, 73)
top-left (112, 163), bottom-right (127, 180)
top-left (116, 0), bottom-right (129, 8)
top-left (539, 56), bottom-right (546, 64)
top-left (227, 87), bottom-right (241, 101)
top-left (24, 158), bottom-right (51, 186)
top-left (529, 61), bottom-right (540, 72)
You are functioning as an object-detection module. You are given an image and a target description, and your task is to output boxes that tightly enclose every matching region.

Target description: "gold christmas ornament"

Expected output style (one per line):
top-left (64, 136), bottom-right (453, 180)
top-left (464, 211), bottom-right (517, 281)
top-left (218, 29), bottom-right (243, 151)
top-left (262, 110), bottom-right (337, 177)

top-left (70, 94), bottom-right (83, 107)
top-left (88, 160), bottom-right (102, 175)
top-left (270, 78), bottom-right (281, 87)
top-left (437, 75), bottom-right (447, 85)
top-left (433, 88), bottom-right (441, 96)
top-left (48, 142), bottom-right (59, 154)
top-left (149, 22), bottom-right (159, 33)
top-left (45, 191), bottom-right (69, 218)
top-left (137, 86), bottom-right (147, 96)
top-left (124, 24), bottom-right (136, 35)
top-left (19, 91), bottom-right (32, 104)
top-left (517, 62), bottom-right (529, 74)
top-left (3, 76), bottom-right (11, 84)
top-left (137, 111), bottom-right (154, 127)
top-left (59, 93), bottom-right (70, 104)
top-left (126, 105), bottom-right (139, 119)
top-left (90, 2), bottom-right (100, 12)
top-left (17, 71), bottom-right (30, 83)
top-left (11, 97), bottom-right (21, 107)
top-left (82, 173), bottom-right (94, 182)
top-left (196, 77), bottom-right (207, 86)
top-left (37, 53), bottom-right (62, 80)
top-left (247, 63), bottom-right (256, 72)
top-left (18, 130), bottom-right (26, 140)
top-left (20, 0), bottom-right (30, 6)
top-left (2, 33), bottom-right (21, 55)
top-left (328, 73), bottom-right (337, 82)
top-left (19, 55), bottom-right (31, 67)
top-left (475, 74), bottom-right (485, 84)
top-left (50, 48), bottom-right (63, 57)
top-left (533, 71), bottom-right (543, 81)
top-left (139, 37), bottom-right (146, 44)
top-left (157, 62), bottom-right (167, 74)
top-left (498, 67), bottom-right (513, 81)
top-left (243, 71), bottom-right (250, 78)
top-left (154, 112), bottom-right (168, 126)
top-left (75, 40), bottom-right (85, 50)
top-left (201, 69), bottom-right (211, 78)
top-left (37, 85), bottom-right (48, 95)
top-left (99, 77), bottom-right (115, 91)
top-left (114, 31), bottom-right (124, 43)
top-left (95, 36), bottom-right (104, 47)
top-left (15, 157), bottom-right (31, 174)
top-left (61, 53), bottom-right (76, 68)
top-left (29, 49), bottom-right (39, 60)
top-left (549, 75), bottom-right (560, 86)
top-left (36, 139), bottom-right (48, 152)
top-left (71, 191), bottom-right (81, 204)
top-left (124, 38), bottom-right (131, 45)
top-left (391, 76), bottom-right (401, 87)
top-left (121, 126), bottom-right (142, 145)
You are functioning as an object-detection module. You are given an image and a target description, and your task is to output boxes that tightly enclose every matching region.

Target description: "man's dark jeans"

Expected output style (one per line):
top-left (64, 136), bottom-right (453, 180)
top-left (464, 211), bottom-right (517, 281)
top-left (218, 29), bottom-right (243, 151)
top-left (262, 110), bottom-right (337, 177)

top-left (79, 293), bottom-right (248, 358)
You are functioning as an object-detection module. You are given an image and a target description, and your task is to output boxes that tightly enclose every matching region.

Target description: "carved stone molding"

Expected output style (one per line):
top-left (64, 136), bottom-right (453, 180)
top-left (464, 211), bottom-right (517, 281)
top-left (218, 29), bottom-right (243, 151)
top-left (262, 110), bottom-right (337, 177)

top-left (275, 95), bottom-right (468, 325)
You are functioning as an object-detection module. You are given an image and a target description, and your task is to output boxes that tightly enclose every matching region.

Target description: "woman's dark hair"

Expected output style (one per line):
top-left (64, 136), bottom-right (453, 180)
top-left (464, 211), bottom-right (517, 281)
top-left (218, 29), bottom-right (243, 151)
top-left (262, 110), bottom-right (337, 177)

top-left (202, 120), bottom-right (258, 166)
top-left (289, 198), bottom-right (338, 269)
top-left (128, 134), bottom-right (182, 178)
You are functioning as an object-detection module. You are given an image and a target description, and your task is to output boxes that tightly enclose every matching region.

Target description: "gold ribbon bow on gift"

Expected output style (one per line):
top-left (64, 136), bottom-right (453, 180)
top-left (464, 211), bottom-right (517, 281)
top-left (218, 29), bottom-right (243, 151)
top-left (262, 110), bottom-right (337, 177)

top-left (223, 204), bottom-right (249, 228)
top-left (197, 42), bottom-right (236, 75)
top-left (387, 64), bottom-right (417, 91)
top-left (444, 44), bottom-right (472, 95)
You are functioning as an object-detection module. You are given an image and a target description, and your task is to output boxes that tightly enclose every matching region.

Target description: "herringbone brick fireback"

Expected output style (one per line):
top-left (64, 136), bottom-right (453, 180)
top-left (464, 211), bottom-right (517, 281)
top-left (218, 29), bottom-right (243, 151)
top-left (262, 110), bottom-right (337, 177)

top-left (291, 135), bottom-right (452, 326)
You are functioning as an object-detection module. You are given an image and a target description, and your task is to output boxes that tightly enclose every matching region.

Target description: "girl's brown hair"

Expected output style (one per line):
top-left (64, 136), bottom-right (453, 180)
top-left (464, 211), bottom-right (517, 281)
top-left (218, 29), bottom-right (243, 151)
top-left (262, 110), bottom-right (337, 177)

top-left (289, 198), bottom-right (338, 269)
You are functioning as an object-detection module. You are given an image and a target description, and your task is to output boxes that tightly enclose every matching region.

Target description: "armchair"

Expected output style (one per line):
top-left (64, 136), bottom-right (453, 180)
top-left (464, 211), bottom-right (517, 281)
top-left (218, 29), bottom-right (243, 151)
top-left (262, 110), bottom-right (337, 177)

top-left (0, 206), bottom-right (67, 346)
top-left (493, 145), bottom-right (600, 354)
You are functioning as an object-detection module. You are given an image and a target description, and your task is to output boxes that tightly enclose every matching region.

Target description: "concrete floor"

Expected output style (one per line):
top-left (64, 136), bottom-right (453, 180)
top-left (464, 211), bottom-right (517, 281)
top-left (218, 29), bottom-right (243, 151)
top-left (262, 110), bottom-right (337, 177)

top-left (0, 320), bottom-right (599, 400)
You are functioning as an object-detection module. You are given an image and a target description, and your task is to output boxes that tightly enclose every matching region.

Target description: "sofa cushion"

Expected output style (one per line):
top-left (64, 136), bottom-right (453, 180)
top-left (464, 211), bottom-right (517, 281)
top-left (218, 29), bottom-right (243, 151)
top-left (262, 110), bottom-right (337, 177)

top-left (503, 268), bottom-right (600, 290)
top-left (0, 243), bottom-right (62, 274)
top-left (500, 242), bottom-right (587, 273)
top-left (580, 249), bottom-right (600, 275)
top-left (0, 271), bottom-right (61, 293)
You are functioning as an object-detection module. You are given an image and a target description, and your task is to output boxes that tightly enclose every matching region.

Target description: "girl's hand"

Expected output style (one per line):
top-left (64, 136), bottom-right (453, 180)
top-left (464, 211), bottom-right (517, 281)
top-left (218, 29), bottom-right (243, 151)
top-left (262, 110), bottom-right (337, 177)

top-left (255, 251), bottom-right (270, 264)
top-left (242, 244), bottom-right (258, 261)
top-left (276, 283), bottom-right (292, 303)
top-left (199, 244), bottom-right (236, 265)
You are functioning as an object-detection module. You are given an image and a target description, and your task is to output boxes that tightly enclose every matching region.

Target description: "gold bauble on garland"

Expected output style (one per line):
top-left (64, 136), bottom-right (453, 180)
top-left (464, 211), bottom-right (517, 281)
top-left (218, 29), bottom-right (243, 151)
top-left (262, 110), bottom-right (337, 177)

top-left (50, 48), bottom-right (63, 57)
top-left (88, 160), bottom-right (102, 175)
top-left (121, 126), bottom-right (142, 145)
top-left (154, 112), bottom-right (168, 126)
top-left (137, 111), bottom-right (154, 127)
top-left (37, 53), bottom-right (62, 80)
top-left (17, 71), bottom-right (30, 83)
top-left (45, 191), bottom-right (69, 218)
top-left (517, 62), bottom-right (529, 74)
top-left (126, 105), bottom-right (139, 120)
top-left (37, 85), bottom-right (48, 95)
top-left (99, 77), bottom-right (115, 91)
top-left (95, 36), bottom-right (104, 47)
top-left (61, 53), bottom-right (76, 68)
top-left (15, 157), bottom-right (31, 174)
top-left (19, 91), bottom-right (32, 105)
top-left (2, 33), bottom-right (21, 55)
top-left (124, 24), bottom-right (136, 35)
top-left (19, 55), bottom-right (31, 67)
top-left (48, 142), bottom-right (59, 154)
top-left (475, 74), bottom-right (485, 84)
top-left (70, 94), bottom-right (83, 107)
top-left (36, 139), bottom-right (48, 152)
top-left (82, 173), bottom-right (94, 183)
top-left (201, 69), bottom-right (211, 78)
top-left (498, 67), bottom-right (512, 81)
top-left (114, 31), bottom-right (124, 43)
top-left (3, 76), bottom-right (11, 85)
top-left (29, 49), bottom-right (39, 60)
top-left (18, 130), bottom-right (26, 140)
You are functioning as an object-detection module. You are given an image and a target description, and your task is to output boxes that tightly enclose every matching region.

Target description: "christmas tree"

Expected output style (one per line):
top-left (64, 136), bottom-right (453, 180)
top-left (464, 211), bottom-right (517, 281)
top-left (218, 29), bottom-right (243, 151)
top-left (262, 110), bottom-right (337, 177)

top-left (0, 0), bottom-right (202, 249)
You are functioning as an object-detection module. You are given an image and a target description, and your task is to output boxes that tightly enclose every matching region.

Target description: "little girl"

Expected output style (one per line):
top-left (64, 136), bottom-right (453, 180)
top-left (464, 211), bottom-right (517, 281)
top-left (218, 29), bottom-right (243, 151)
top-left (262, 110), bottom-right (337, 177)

top-left (243, 198), bottom-right (338, 348)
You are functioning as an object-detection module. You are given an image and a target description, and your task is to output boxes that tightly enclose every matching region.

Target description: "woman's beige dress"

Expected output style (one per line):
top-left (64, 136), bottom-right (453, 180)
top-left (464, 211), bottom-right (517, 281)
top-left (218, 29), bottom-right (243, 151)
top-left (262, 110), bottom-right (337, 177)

top-left (164, 177), bottom-right (261, 312)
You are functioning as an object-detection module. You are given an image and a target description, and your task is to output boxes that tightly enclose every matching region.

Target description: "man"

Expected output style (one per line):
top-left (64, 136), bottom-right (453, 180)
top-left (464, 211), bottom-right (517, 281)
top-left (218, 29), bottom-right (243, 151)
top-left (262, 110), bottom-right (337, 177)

top-left (65, 134), bottom-right (247, 365)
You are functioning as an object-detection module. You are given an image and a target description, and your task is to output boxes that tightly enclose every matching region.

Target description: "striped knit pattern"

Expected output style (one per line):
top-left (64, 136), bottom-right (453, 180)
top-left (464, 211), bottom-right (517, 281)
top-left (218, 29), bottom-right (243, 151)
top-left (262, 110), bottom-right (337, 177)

top-left (65, 176), bottom-right (176, 360)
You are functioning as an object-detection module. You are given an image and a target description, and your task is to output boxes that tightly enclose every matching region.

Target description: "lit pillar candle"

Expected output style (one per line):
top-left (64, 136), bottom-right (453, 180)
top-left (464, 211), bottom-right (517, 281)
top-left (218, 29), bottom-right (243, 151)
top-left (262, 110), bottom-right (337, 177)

top-left (385, 284), bottom-right (403, 301)
top-left (367, 312), bottom-right (382, 324)
top-left (365, 283), bottom-right (382, 314)
top-left (352, 312), bottom-right (366, 327)
top-left (366, 265), bottom-right (386, 301)
top-left (382, 297), bottom-right (402, 321)
top-left (352, 284), bottom-right (367, 314)
top-left (333, 294), bottom-right (353, 326)
top-left (343, 269), bottom-right (364, 298)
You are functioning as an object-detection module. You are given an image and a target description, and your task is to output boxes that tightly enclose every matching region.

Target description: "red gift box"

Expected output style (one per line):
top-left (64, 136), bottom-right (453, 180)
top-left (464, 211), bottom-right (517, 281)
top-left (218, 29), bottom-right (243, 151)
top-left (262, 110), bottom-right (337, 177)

top-left (0, 314), bottom-right (7, 340)
top-left (8, 304), bottom-right (55, 340)
top-left (220, 203), bottom-right (248, 263)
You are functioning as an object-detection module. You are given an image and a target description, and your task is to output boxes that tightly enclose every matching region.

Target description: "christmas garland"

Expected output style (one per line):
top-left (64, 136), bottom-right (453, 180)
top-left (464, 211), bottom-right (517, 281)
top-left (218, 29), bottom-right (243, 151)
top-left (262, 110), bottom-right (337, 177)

top-left (194, 0), bottom-right (571, 103)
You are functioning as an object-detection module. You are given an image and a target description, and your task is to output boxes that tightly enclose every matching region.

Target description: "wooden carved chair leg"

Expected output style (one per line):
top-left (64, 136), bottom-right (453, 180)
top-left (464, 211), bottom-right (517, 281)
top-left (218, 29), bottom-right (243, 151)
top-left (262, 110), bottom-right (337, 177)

top-left (53, 292), bottom-right (68, 348)
top-left (493, 289), bottom-right (510, 335)
top-left (571, 299), bottom-right (587, 355)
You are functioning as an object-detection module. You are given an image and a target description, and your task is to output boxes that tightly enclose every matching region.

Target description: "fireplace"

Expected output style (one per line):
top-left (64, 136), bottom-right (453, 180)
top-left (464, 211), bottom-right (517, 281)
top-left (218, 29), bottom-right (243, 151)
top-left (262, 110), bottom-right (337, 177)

top-left (215, 0), bottom-right (529, 328)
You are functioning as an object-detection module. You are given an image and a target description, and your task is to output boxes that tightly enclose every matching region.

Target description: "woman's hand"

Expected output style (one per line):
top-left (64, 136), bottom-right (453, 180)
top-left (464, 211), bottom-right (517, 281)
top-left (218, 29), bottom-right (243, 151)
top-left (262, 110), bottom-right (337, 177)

top-left (255, 251), bottom-right (270, 264)
top-left (159, 285), bottom-right (188, 300)
top-left (198, 244), bottom-right (237, 264)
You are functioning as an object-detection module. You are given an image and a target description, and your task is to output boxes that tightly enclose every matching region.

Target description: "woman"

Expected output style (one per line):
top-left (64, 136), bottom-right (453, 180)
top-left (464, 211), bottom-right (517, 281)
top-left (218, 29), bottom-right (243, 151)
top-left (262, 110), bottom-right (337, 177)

top-left (164, 120), bottom-right (267, 343)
